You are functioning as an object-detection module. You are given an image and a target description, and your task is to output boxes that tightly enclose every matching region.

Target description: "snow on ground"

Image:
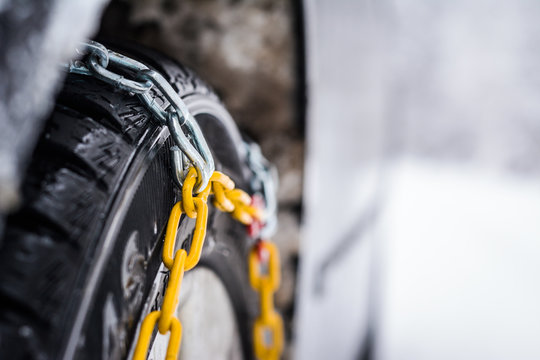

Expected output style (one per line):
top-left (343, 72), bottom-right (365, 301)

top-left (376, 159), bottom-right (540, 360)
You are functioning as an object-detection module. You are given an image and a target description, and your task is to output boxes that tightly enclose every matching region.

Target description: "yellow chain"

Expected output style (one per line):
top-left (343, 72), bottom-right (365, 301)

top-left (249, 241), bottom-right (284, 360)
top-left (132, 167), bottom-right (283, 360)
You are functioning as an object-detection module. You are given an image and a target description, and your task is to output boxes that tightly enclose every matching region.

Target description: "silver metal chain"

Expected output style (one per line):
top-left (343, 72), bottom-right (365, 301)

top-left (67, 40), bottom-right (214, 193)
top-left (65, 41), bottom-right (278, 234)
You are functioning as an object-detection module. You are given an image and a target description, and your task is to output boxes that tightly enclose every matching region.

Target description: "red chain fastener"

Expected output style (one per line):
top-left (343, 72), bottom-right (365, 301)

top-left (248, 194), bottom-right (265, 239)
top-left (254, 240), bottom-right (264, 262)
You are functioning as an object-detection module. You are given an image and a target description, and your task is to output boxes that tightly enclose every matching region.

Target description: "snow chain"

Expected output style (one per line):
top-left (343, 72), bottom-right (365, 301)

top-left (66, 41), bottom-right (284, 360)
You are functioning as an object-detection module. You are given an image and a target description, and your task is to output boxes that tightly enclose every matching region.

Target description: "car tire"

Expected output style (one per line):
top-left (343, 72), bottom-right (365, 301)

top-left (0, 44), bottom-right (259, 360)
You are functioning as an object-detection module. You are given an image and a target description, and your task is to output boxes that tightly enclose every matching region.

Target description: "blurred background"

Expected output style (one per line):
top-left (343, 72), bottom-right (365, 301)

top-left (2, 0), bottom-right (540, 359)
top-left (297, 1), bottom-right (540, 359)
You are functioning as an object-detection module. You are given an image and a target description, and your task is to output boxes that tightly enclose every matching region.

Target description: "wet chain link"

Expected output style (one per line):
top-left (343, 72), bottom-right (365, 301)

top-left (66, 41), bottom-right (283, 360)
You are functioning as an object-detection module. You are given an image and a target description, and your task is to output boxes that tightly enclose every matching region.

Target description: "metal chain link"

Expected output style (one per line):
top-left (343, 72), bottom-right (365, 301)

top-left (65, 41), bottom-right (283, 360)
top-left (67, 40), bottom-right (214, 192)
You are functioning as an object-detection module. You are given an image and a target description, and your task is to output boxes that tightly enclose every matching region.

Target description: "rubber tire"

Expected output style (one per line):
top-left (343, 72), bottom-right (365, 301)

top-left (0, 45), bottom-right (258, 360)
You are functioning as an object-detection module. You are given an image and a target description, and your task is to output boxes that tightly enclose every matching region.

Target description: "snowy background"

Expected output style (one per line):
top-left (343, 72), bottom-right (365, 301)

top-left (297, 0), bottom-right (540, 359)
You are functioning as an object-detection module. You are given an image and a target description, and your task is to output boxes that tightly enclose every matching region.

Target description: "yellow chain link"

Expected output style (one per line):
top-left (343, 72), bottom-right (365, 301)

top-left (133, 167), bottom-right (283, 360)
